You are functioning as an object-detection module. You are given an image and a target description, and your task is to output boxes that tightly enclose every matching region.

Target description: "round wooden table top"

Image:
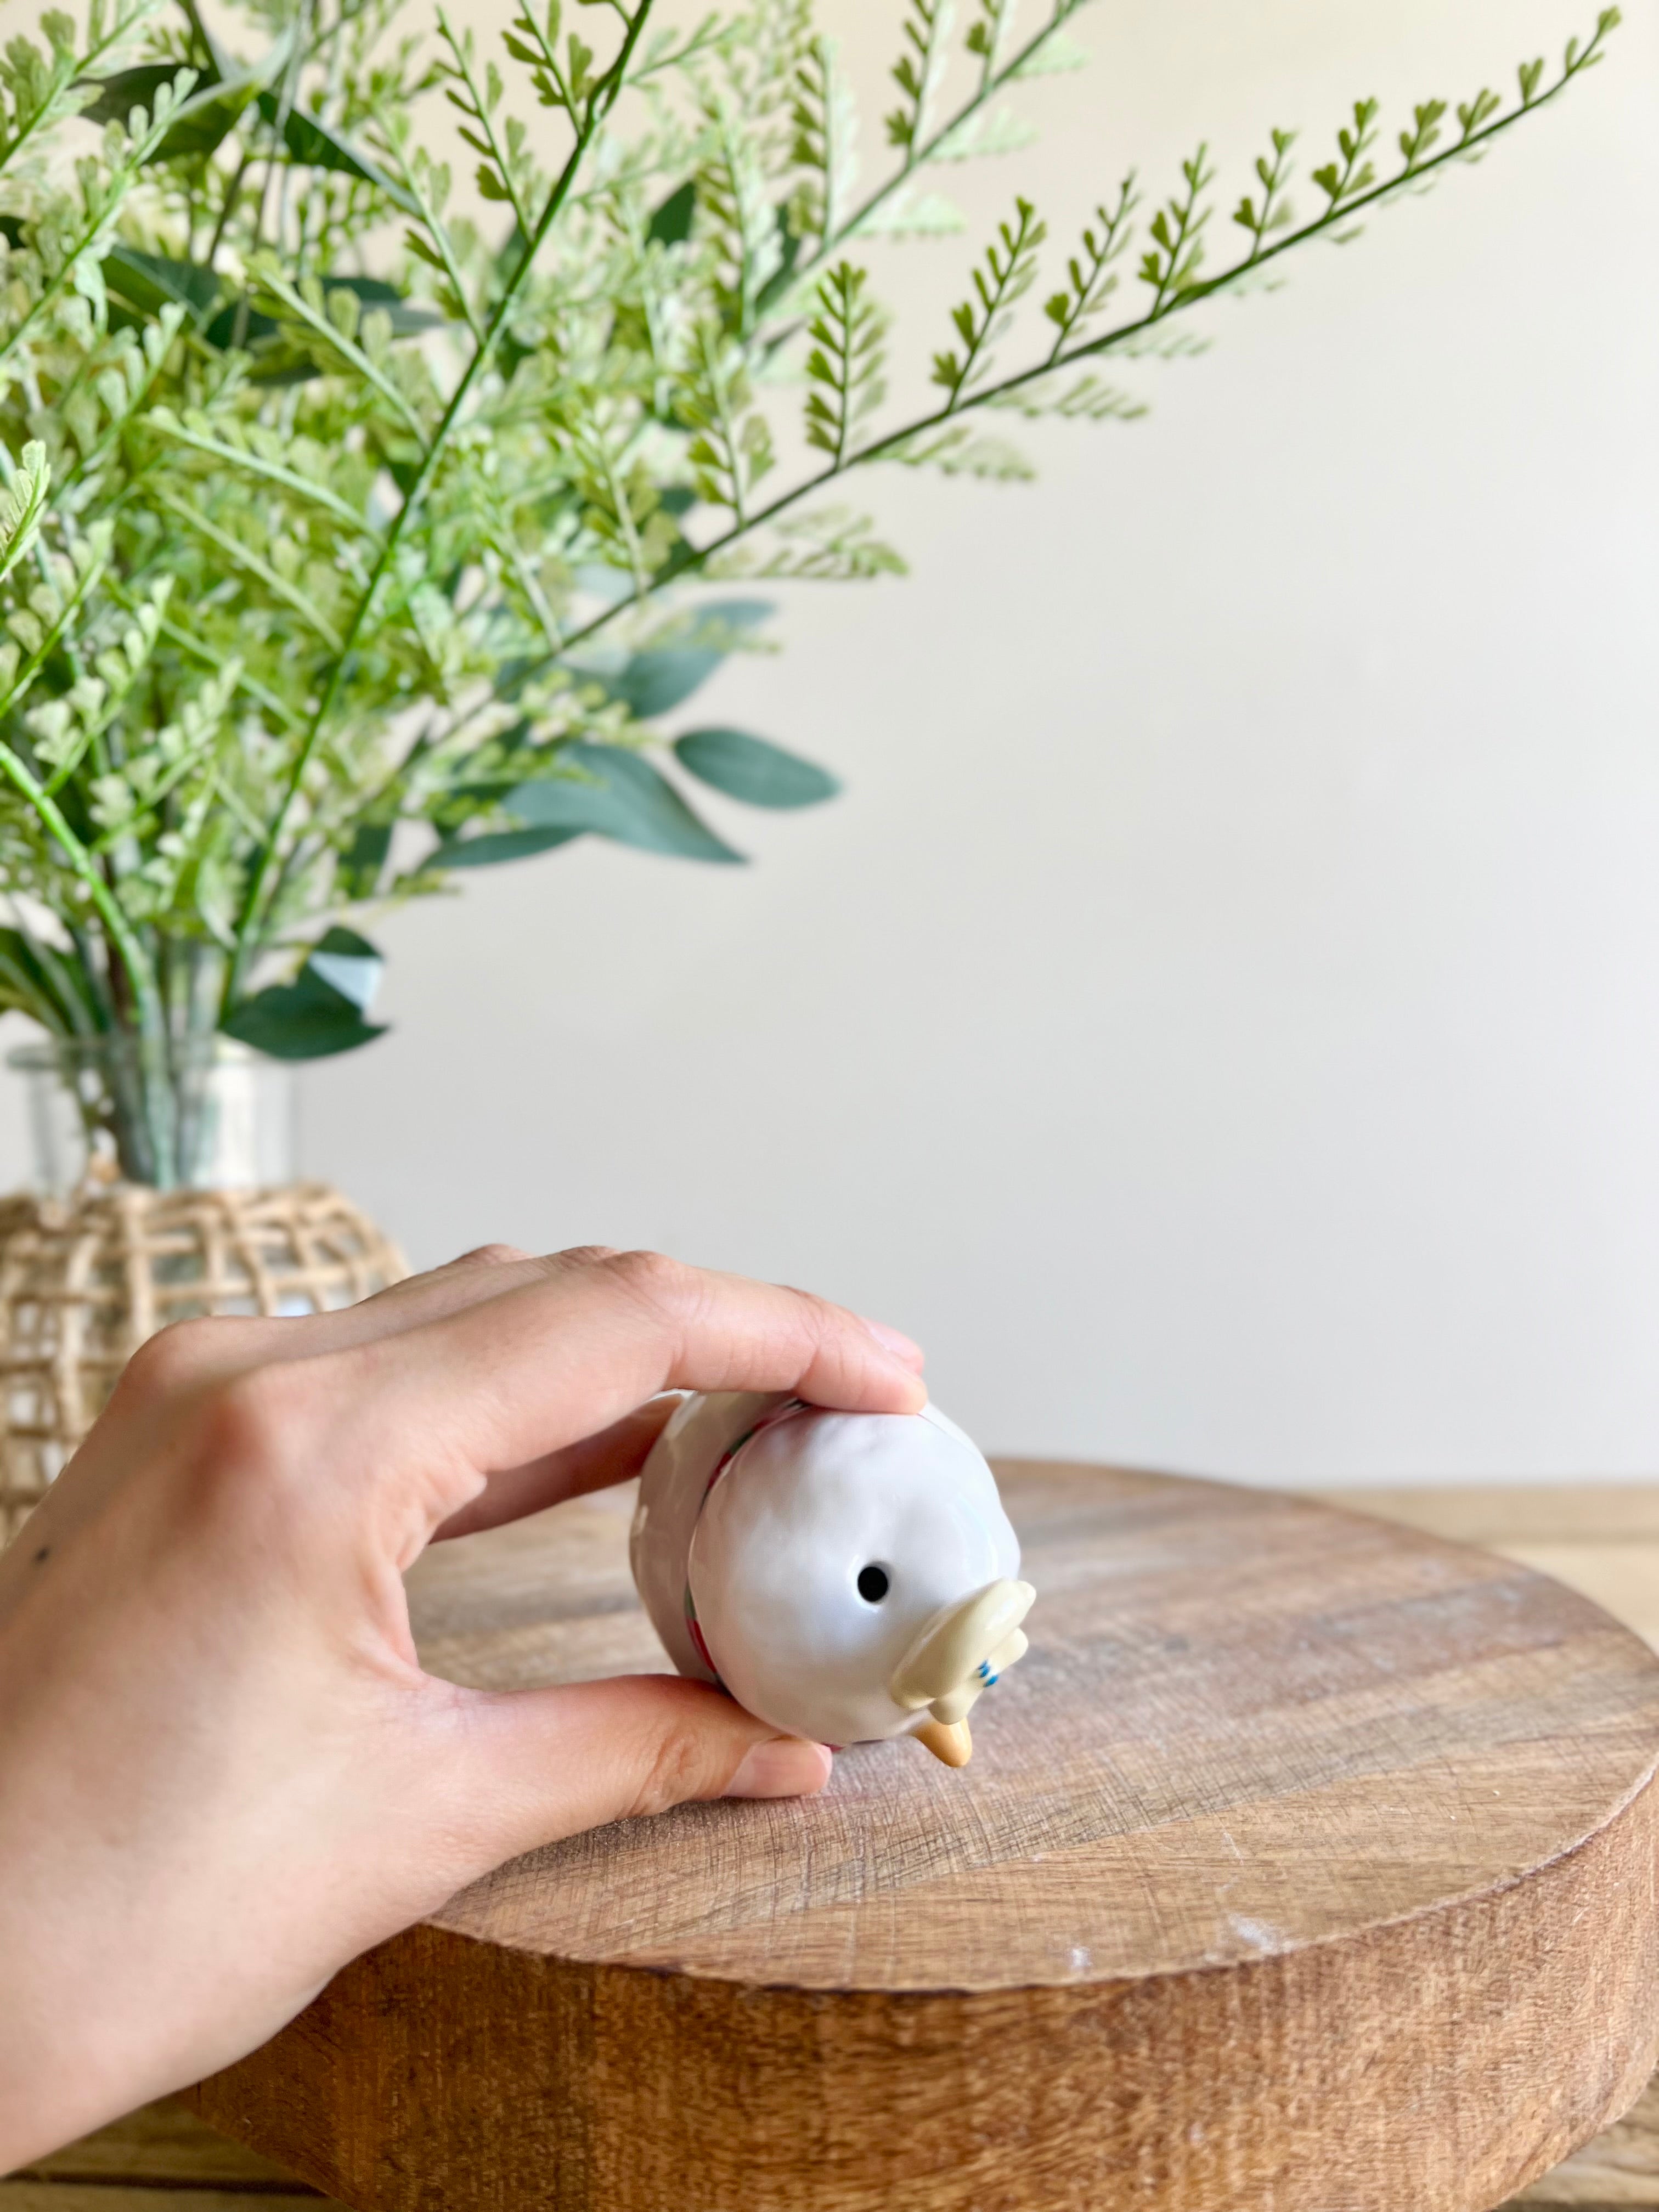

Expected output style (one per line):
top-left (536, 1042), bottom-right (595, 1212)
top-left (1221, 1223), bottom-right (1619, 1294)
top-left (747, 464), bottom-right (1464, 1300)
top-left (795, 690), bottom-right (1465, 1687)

top-left (196, 1463), bottom-right (1659, 2212)
top-left (409, 1460), bottom-right (1659, 1990)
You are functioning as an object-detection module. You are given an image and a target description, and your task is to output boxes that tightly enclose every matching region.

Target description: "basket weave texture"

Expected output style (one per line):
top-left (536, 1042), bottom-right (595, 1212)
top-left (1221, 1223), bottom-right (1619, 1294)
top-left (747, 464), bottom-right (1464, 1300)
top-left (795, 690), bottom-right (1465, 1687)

top-left (0, 1180), bottom-right (407, 1545)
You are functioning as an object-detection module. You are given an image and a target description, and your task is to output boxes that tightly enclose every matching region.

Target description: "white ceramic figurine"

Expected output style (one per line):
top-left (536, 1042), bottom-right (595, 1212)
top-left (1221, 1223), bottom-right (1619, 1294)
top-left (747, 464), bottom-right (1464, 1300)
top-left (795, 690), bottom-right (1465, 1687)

top-left (630, 1391), bottom-right (1035, 1767)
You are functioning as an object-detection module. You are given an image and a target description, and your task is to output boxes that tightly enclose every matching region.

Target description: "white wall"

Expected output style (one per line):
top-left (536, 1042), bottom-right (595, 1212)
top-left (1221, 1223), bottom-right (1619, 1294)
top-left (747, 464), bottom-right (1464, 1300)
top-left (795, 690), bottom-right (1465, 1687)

top-left (5, 0), bottom-right (1657, 1483)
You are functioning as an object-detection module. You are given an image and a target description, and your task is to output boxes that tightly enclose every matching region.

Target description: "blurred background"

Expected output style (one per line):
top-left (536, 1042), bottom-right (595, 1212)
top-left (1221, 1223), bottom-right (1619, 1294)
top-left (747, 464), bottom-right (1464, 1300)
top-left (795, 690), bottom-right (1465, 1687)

top-left (3, 0), bottom-right (1654, 1484)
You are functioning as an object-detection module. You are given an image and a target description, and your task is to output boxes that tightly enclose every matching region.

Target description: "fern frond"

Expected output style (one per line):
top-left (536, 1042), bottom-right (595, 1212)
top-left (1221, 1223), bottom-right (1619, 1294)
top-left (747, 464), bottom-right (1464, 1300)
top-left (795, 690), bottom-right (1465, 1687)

top-left (932, 194), bottom-right (1046, 404)
top-left (1043, 175), bottom-right (1137, 358)
top-left (803, 263), bottom-right (887, 467)
top-left (0, 442), bottom-right (51, 590)
top-left (1138, 143), bottom-right (1215, 312)
top-left (884, 0), bottom-right (955, 159)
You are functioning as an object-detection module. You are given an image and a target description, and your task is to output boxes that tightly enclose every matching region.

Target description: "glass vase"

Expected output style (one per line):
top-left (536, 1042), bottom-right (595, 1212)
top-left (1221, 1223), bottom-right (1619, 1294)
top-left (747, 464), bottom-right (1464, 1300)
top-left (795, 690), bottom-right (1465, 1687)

top-left (7, 1032), bottom-right (296, 1194)
top-left (0, 1031), bottom-right (404, 1545)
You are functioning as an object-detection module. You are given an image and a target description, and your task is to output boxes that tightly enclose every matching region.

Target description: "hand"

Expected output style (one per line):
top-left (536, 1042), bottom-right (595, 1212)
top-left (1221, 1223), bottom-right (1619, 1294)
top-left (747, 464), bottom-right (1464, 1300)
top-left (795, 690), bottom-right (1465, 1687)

top-left (0, 1244), bottom-right (927, 2169)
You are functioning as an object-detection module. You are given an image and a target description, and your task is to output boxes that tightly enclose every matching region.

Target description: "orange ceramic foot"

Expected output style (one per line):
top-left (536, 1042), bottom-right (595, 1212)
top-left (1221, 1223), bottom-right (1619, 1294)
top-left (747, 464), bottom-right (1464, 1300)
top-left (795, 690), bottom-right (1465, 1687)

top-left (913, 1717), bottom-right (973, 1767)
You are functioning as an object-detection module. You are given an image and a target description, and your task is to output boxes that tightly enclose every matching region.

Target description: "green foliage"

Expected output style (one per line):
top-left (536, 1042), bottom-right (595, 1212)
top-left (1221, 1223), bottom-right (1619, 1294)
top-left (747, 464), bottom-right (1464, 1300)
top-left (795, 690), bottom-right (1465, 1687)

top-left (885, 0), bottom-right (951, 157)
top-left (505, 741), bottom-right (744, 862)
top-left (222, 924), bottom-right (386, 1057)
top-left (0, 0), bottom-right (1620, 1178)
top-left (1043, 177), bottom-right (1136, 356)
top-left (675, 726), bottom-right (838, 808)
top-left (932, 195), bottom-right (1046, 402)
top-left (805, 263), bottom-right (887, 466)
top-left (1138, 146), bottom-right (1214, 312)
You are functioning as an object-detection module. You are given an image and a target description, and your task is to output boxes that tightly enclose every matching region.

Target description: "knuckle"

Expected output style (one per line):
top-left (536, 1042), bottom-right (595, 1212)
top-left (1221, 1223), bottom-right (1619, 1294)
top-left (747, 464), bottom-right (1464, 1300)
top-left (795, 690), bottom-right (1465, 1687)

top-left (782, 1283), bottom-right (836, 1334)
top-left (551, 1243), bottom-right (621, 1272)
top-left (115, 1315), bottom-right (243, 1405)
top-left (624, 1723), bottom-right (710, 1821)
top-left (452, 1242), bottom-right (531, 1269)
top-left (602, 1248), bottom-right (687, 1308)
top-left (198, 1362), bottom-right (291, 1453)
top-left (187, 1363), bottom-right (313, 1500)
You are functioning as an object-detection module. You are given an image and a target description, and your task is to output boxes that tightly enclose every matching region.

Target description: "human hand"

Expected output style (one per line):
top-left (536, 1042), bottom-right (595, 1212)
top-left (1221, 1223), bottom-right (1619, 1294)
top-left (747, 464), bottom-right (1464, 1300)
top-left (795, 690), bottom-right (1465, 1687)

top-left (0, 1245), bottom-right (926, 2169)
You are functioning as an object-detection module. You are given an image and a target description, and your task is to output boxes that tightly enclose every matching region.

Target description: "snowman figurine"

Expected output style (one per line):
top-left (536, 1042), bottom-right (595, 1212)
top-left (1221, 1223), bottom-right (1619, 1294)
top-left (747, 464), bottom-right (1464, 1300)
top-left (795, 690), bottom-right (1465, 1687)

top-left (629, 1391), bottom-right (1035, 1767)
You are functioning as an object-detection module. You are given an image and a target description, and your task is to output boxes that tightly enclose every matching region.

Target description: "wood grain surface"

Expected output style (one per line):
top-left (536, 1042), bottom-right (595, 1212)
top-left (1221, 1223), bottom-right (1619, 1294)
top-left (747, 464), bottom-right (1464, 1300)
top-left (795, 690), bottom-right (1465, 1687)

top-left (181, 1464), bottom-right (1659, 2212)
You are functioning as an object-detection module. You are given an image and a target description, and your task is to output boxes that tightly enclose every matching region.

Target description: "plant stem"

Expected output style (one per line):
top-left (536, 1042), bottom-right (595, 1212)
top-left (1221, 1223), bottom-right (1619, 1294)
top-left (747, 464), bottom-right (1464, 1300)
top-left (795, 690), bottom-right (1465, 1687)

top-left (0, 0), bottom-right (155, 185)
top-left (788, 0), bottom-right (1086, 296)
top-left (557, 32), bottom-right (1609, 661)
top-left (0, 740), bottom-right (163, 1036)
top-left (220, 0), bottom-right (661, 1018)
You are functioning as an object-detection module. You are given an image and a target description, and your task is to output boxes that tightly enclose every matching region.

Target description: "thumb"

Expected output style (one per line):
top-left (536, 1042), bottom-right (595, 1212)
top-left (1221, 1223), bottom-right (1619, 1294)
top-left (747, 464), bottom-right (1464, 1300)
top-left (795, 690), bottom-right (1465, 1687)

top-left (430, 1674), bottom-right (833, 1875)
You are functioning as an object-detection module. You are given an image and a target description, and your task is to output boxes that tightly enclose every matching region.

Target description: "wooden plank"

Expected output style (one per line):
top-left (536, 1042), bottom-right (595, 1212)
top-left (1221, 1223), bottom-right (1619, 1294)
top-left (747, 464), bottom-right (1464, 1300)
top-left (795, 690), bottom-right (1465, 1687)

top-left (188, 1464), bottom-right (1659, 2212)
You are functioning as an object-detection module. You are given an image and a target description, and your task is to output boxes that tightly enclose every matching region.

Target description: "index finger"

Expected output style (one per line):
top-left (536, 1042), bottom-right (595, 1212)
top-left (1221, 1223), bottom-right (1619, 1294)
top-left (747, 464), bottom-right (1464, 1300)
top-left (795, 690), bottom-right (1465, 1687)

top-left (287, 1249), bottom-right (928, 1547)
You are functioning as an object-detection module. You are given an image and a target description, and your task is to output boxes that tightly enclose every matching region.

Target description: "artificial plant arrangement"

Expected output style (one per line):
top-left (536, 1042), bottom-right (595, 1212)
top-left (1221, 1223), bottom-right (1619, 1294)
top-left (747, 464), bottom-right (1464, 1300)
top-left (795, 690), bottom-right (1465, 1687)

top-left (0, 0), bottom-right (1621, 1183)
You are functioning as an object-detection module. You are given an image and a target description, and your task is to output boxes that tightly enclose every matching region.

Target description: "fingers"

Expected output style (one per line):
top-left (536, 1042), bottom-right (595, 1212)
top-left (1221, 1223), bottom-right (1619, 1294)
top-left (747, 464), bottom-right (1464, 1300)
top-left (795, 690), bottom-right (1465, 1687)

top-left (95, 1245), bottom-right (549, 1414)
top-left (426, 1675), bottom-right (832, 1877)
top-left (315, 1249), bottom-right (928, 1539)
top-left (262, 1243), bottom-right (552, 1357)
top-left (431, 1396), bottom-right (680, 1542)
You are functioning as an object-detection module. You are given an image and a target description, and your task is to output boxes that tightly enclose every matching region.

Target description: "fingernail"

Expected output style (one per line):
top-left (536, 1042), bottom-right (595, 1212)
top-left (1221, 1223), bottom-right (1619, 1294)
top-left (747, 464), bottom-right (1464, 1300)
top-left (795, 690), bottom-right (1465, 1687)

top-left (859, 1316), bottom-right (925, 1370)
top-left (725, 1737), bottom-right (834, 1799)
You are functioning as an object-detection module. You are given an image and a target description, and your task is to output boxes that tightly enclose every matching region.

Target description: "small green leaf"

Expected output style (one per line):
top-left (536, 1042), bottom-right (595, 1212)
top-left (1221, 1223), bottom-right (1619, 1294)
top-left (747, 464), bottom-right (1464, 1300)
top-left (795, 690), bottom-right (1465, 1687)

top-left (674, 727), bottom-right (839, 809)
top-left (507, 744), bottom-right (744, 863)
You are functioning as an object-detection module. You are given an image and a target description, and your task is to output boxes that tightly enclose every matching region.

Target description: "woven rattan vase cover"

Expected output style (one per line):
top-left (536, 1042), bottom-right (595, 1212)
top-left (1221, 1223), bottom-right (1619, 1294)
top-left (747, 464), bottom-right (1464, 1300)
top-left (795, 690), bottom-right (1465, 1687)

top-left (0, 1181), bottom-right (406, 1544)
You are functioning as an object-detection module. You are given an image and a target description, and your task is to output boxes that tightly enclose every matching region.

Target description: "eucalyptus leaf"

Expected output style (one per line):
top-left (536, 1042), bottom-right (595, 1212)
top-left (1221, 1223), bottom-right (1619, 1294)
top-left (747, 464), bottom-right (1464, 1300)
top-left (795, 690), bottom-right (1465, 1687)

top-left (77, 60), bottom-right (187, 126)
top-left (336, 820), bottom-right (393, 899)
top-left (222, 927), bottom-right (388, 1059)
top-left (674, 727), bottom-right (840, 809)
top-left (317, 276), bottom-right (444, 338)
top-left (257, 94), bottom-right (420, 213)
top-left (507, 744), bottom-right (744, 863)
top-left (602, 646), bottom-right (722, 718)
top-left (105, 245), bottom-right (222, 323)
top-left (306, 925), bottom-right (383, 1012)
top-left (427, 826), bottom-right (580, 868)
top-left (198, 275), bottom-right (438, 360)
top-left (81, 50), bottom-right (274, 159)
top-left (647, 180), bottom-right (696, 246)
top-left (222, 974), bottom-right (386, 1058)
top-left (588, 599), bottom-right (774, 718)
top-left (202, 299), bottom-right (281, 351)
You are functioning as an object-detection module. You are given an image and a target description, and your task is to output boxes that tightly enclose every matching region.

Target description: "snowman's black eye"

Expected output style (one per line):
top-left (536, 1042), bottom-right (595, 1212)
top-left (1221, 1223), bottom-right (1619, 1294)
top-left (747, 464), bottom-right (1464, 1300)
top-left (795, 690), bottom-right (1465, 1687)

top-left (857, 1563), bottom-right (891, 1604)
